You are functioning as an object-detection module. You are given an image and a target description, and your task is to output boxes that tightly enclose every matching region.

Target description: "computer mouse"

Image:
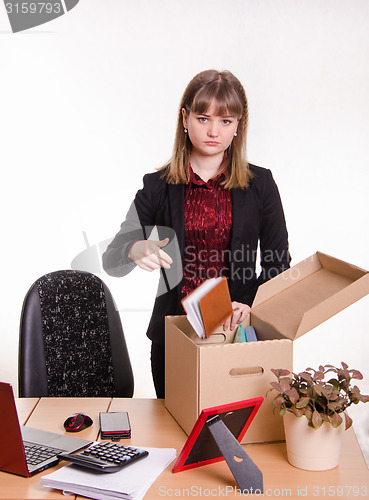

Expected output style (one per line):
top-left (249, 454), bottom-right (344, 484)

top-left (64, 413), bottom-right (93, 432)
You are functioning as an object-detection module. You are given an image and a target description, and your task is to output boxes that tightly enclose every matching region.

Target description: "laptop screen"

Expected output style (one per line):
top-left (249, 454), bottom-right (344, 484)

top-left (0, 382), bottom-right (93, 477)
top-left (0, 382), bottom-right (29, 476)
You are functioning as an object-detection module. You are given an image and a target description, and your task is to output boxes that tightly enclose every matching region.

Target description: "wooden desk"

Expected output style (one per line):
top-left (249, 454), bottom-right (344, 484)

top-left (0, 398), bottom-right (367, 499)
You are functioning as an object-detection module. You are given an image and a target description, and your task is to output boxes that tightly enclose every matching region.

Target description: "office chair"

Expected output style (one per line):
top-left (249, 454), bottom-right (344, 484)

top-left (19, 270), bottom-right (134, 398)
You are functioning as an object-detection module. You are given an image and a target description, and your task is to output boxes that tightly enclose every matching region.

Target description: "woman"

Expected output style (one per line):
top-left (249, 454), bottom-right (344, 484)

top-left (103, 69), bottom-right (290, 398)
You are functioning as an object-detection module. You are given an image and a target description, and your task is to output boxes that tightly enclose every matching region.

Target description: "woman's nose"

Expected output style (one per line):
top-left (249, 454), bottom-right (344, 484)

top-left (207, 123), bottom-right (219, 137)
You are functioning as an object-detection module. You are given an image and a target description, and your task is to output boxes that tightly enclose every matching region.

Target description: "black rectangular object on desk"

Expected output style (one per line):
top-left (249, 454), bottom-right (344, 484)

top-left (99, 411), bottom-right (131, 440)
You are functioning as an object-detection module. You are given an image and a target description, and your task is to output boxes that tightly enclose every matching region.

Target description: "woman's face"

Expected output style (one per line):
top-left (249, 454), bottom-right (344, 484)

top-left (182, 100), bottom-right (239, 160)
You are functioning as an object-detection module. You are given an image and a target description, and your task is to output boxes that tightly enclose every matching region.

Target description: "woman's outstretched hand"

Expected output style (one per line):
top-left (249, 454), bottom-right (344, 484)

top-left (128, 238), bottom-right (173, 272)
top-left (222, 301), bottom-right (251, 331)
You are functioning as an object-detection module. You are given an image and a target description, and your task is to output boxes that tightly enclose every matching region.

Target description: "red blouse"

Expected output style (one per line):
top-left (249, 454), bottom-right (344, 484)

top-left (181, 166), bottom-right (233, 299)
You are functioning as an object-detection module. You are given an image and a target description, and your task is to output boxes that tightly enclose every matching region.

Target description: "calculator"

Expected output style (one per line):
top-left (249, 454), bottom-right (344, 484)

top-left (58, 441), bottom-right (149, 472)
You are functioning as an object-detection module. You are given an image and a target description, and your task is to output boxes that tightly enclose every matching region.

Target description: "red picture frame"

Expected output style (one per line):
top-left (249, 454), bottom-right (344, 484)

top-left (172, 397), bottom-right (264, 473)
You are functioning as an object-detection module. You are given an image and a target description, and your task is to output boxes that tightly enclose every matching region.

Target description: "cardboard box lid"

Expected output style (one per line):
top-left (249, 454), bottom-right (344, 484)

top-left (251, 252), bottom-right (369, 341)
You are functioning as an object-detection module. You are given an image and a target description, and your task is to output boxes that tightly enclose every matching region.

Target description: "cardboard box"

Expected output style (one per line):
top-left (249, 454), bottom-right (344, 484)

top-left (165, 252), bottom-right (369, 444)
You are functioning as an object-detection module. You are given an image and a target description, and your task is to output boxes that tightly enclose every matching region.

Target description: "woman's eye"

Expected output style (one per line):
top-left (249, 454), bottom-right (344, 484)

top-left (223, 119), bottom-right (231, 125)
top-left (198, 117), bottom-right (208, 123)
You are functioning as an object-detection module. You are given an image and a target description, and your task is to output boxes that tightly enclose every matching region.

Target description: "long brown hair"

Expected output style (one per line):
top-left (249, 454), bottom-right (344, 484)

top-left (159, 69), bottom-right (252, 189)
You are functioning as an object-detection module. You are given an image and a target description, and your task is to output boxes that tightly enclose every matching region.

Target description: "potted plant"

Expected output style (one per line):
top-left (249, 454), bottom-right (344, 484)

top-left (269, 362), bottom-right (369, 471)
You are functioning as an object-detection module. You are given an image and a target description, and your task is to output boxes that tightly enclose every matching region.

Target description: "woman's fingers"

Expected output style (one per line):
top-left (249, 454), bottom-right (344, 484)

top-left (129, 238), bottom-right (172, 271)
top-left (223, 302), bottom-right (251, 331)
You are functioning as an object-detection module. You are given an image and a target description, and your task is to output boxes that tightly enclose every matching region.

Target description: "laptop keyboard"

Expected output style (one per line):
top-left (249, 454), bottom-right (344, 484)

top-left (24, 442), bottom-right (63, 466)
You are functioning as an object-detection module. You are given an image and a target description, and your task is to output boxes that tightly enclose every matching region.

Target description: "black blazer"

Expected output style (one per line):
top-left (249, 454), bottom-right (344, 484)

top-left (103, 164), bottom-right (290, 345)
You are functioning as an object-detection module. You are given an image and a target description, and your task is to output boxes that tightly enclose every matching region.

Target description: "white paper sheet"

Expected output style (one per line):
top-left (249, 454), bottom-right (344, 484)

top-left (41, 446), bottom-right (176, 500)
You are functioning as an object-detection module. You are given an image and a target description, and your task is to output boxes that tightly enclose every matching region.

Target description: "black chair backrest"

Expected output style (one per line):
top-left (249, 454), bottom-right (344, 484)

top-left (19, 270), bottom-right (134, 398)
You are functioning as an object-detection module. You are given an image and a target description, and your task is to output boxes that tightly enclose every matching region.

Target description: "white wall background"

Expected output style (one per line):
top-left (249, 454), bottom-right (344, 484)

top-left (0, 1), bottom-right (368, 406)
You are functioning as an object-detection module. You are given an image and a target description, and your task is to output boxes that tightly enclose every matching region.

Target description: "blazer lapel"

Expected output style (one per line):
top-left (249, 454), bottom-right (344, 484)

top-left (231, 188), bottom-right (248, 247)
top-left (168, 184), bottom-right (185, 256)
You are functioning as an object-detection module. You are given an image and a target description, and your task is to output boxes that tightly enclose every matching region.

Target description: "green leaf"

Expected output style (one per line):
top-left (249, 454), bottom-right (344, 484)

top-left (270, 381), bottom-right (282, 392)
top-left (327, 378), bottom-right (340, 390)
top-left (285, 388), bottom-right (299, 404)
top-left (272, 395), bottom-right (285, 408)
top-left (305, 406), bottom-right (313, 419)
top-left (344, 412), bottom-right (353, 430)
top-left (327, 401), bottom-right (343, 411)
top-left (289, 407), bottom-right (304, 417)
top-left (311, 410), bottom-right (323, 428)
top-left (349, 369), bottom-right (363, 380)
top-left (300, 372), bottom-right (313, 383)
top-left (314, 384), bottom-right (324, 396)
top-left (340, 366), bottom-right (351, 383)
top-left (295, 397), bottom-right (310, 409)
top-left (327, 392), bottom-right (339, 401)
top-left (271, 368), bottom-right (290, 378)
top-left (330, 412), bottom-right (343, 428)
top-left (313, 370), bottom-right (324, 381)
top-left (280, 378), bottom-right (292, 393)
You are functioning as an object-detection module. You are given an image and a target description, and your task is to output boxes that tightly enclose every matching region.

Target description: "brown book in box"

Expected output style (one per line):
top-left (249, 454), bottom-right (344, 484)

top-left (182, 277), bottom-right (233, 338)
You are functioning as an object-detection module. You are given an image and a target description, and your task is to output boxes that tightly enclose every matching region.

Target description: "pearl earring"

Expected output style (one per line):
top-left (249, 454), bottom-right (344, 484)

top-left (234, 132), bottom-right (237, 137)
top-left (184, 129), bottom-right (188, 134)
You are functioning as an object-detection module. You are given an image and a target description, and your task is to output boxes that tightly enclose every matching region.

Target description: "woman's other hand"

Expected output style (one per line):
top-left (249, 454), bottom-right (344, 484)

top-left (128, 238), bottom-right (173, 272)
top-left (223, 301), bottom-right (251, 331)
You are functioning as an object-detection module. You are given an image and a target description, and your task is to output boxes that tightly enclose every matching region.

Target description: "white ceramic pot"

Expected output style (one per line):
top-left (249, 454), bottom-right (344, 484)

top-left (283, 410), bottom-right (345, 471)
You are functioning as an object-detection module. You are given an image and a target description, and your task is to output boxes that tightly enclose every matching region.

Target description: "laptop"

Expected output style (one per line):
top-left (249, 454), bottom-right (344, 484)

top-left (0, 382), bottom-right (93, 477)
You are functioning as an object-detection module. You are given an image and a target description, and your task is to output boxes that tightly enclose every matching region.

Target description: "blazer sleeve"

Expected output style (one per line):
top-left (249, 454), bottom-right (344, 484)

top-left (102, 174), bottom-right (159, 277)
top-left (257, 169), bottom-right (291, 287)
